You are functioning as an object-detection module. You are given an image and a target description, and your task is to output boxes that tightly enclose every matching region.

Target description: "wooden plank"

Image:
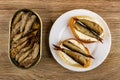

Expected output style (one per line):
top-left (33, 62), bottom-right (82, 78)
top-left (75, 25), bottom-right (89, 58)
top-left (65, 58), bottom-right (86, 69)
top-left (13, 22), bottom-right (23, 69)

top-left (0, 0), bottom-right (119, 80)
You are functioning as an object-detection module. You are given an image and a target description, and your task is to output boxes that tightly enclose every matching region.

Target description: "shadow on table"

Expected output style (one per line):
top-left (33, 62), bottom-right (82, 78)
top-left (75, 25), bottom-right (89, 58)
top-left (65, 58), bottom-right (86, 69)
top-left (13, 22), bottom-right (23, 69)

top-left (44, 19), bottom-right (54, 58)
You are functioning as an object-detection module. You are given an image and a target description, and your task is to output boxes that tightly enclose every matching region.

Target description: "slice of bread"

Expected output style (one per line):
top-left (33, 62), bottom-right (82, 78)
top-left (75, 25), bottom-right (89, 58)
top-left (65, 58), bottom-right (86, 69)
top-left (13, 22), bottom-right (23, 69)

top-left (69, 16), bottom-right (104, 43)
top-left (54, 38), bottom-right (91, 68)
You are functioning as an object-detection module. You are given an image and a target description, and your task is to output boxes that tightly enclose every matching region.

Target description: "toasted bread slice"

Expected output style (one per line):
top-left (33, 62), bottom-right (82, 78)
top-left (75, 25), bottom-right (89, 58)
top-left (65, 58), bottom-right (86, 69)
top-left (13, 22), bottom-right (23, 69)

top-left (54, 38), bottom-right (92, 68)
top-left (69, 16), bottom-right (104, 43)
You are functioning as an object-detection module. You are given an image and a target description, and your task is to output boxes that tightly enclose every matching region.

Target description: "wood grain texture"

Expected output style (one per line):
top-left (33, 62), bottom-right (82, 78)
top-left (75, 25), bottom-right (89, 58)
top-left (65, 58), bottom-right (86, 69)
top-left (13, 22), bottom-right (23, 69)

top-left (0, 0), bottom-right (119, 80)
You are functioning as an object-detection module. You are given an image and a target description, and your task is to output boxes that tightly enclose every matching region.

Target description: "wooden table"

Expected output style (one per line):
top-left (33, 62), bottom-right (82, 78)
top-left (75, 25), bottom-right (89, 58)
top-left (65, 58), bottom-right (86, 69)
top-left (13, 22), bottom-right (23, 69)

top-left (0, 0), bottom-right (119, 80)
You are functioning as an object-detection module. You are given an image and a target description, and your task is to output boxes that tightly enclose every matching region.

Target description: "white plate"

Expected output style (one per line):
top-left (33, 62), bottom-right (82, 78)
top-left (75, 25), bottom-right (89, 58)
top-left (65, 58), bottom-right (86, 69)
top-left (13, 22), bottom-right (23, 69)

top-left (49, 9), bottom-right (111, 72)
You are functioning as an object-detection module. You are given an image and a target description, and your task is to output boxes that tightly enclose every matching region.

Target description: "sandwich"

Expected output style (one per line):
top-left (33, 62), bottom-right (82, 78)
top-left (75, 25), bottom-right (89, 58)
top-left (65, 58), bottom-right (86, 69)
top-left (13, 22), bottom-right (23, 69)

top-left (69, 16), bottom-right (104, 43)
top-left (53, 38), bottom-right (94, 68)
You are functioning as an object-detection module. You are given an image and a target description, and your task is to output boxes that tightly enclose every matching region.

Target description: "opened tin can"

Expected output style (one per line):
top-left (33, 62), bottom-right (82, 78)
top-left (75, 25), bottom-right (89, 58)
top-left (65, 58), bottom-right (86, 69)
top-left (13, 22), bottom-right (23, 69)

top-left (8, 9), bottom-right (42, 69)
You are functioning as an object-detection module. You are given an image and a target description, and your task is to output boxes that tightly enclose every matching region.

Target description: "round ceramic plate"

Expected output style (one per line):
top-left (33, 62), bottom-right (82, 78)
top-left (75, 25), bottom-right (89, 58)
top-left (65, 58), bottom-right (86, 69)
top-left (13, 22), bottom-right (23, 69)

top-left (49, 9), bottom-right (111, 72)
